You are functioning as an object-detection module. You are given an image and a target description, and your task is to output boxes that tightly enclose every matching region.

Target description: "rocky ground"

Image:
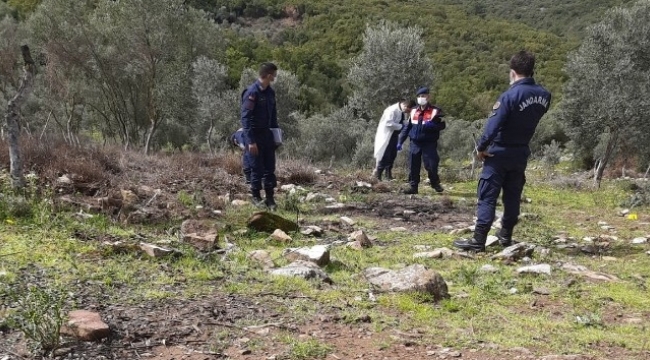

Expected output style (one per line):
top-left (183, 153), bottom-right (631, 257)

top-left (1, 153), bottom-right (650, 360)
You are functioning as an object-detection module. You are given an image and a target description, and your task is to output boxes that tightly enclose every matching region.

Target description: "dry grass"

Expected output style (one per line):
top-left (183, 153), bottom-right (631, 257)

top-left (277, 157), bottom-right (317, 185)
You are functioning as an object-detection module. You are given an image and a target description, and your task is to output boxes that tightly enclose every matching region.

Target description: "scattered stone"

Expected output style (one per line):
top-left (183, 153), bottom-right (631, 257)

top-left (270, 260), bottom-right (332, 283)
top-left (413, 247), bottom-right (454, 259)
top-left (413, 245), bottom-right (432, 251)
top-left (562, 263), bottom-right (619, 282)
top-left (305, 193), bottom-right (326, 202)
top-left (61, 310), bottom-right (110, 341)
top-left (602, 256), bottom-right (617, 261)
top-left (517, 264), bottom-right (551, 276)
top-left (248, 250), bottom-right (274, 268)
top-left (403, 210), bottom-right (416, 216)
top-left (340, 216), bottom-right (356, 226)
top-left (623, 318), bottom-right (644, 324)
top-left (300, 225), bottom-right (324, 237)
top-left (324, 197), bottom-right (336, 203)
top-left (390, 227), bottom-right (408, 232)
top-left (480, 264), bottom-right (498, 273)
top-left (284, 245), bottom-right (331, 267)
top-left (139, 243), bottom-right (173, 258)
top-left (538, 247), bottom-right (552, 257)
top-left (120, 189), bottom-right (139, 207)
top-left (632, 237), bottom-right (648, 244)
top-left (485, 235), bottom-right (499, 247)
top-left (355, 181), bottom-right (372, 188)
top-left (280, 184), bottom-right (296, 191)
top-left (231, 199), bottom-right (249, 207)
top-left (269, 229), bottom-right (292, 243)
top-left (363, 264), bottom-right (448, 301)
top-left (180, 219), bottom-right (219, 251)
top-left (620, 209), bottom-right (630, 216)
top-left (597, 221), bottom-right (608, 226)
top-left (491, 242), bottom-right (535, 262)
top-left (533, 287), bottom-right (551, 295)
top-left (449, 227), bottom-right (472, 236)
top-left (348, 230), bottom-right (372, 248)
top-left (521, 256), bottom-right (533, 264)
top-left (247, 211), bottom-right (299, 233)
top-left (509, 288), bottom-right (518, 294)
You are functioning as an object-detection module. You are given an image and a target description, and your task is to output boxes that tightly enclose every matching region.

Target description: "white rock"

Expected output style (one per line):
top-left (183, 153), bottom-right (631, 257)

top-left (270, 229), bottom-right (292, 242)
top-left (280, 184), bottom-right (296, 191)
top-left (480, 264), bottom-right (498, 273)
top-left (390, 227), bottom-right (408, 232)
top-left (139, 243), bottom-right (173, 258)
top-left (270, 260), bottom-right (331, 283)
top-left (284, 245), bottom-right (330, 267)
top-left (340, 216), bottom-right (356, 226)
top-left (231, 199), bottom-right (250, 207)
top-left (485, 235), bottom-right (499, 247)
top-left (517, 264), bottom-right (551, 276)
top-left (632, 237), bottom-right (648, 244)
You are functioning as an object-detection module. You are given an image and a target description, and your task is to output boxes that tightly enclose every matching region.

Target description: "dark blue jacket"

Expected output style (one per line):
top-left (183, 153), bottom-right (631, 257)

top-left (477, 78), bottom-right (552, 157)
top-left (240, 80), bottom-right (278, 145)
top-left (398, 104), bottom-right (446, 144)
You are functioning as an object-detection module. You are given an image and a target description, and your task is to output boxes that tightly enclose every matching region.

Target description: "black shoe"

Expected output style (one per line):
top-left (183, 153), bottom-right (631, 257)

top-left (374, 168), bottom-right (383, 181)
top-left (264, 189), bottom-right (277, 211)
top-left (453, 238), bottom-right (486, 252)
top-left (497, 228), bottom-right (513, 247)
top-left (265, 199), bottom-right (277, 211)
top-left (432, 184), bottom-right (444, 193)
top-left (403, 187), bottom-right (418, 195)
top-left (386, 168), bottom-right (394, 181)
top-left (252, 196), bottom-right (265, 208)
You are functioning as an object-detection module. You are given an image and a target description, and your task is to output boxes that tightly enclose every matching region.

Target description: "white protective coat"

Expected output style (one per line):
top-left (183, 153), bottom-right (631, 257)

top-left (373, 102), bottom-right (405, 165)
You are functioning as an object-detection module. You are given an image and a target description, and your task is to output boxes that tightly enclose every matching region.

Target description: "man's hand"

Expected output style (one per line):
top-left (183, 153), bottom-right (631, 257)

top-left (248, 143), bottom-right (259, 156)
top-left (397, 143), bottom-right (403, 151)
top-left (476, 150), bottom-right (493, 162)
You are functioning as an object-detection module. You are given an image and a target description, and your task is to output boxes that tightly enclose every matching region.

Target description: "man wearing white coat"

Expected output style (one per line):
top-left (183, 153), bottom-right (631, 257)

top-left (373, 99), bottom-right (416, 181)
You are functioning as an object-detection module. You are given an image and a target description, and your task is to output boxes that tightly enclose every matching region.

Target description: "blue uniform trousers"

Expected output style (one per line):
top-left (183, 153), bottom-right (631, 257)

top-left (246, 129), bottom-right (277, 191)
top-left (408, 141), bottom-right (440, 188)
top-left (476, 156), bottom-right (527, 231)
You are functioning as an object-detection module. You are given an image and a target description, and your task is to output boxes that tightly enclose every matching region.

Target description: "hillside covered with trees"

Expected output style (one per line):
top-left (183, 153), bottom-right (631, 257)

top-left (0, 0), bottom-right (648, 172)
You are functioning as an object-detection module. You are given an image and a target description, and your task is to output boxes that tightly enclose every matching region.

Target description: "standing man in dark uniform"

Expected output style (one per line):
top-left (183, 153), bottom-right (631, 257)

top-left (397, 87), bottom-right (446, 194)
top-left (454, 51), bottom-right (552, 252)
top-left (241, 62), bottom-right (280, 210)
top-left (230, 128), bottom-right (251, 184)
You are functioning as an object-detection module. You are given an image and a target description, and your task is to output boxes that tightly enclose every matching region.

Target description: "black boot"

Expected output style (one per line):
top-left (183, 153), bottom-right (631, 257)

top-left (251, 190), bottom-right (264, 207)
top-left (453, 227), bottom-right (488, 252)
top-left (374, 168), bottom-right (384, 181)
top-left (497, 227), bottom-right (514, 247)
top-left (386, 167), bottom-right (394, 181)
top-left (264, 188), bottom-right (277, 211)
top-left (432, 183), bottom-right (444, 193)
top-left (403, 186), bottom-right (418, 194)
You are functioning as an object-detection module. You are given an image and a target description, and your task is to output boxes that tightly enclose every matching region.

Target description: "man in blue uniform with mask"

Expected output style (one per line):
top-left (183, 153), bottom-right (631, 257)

top-left (397, 87), bottom-right (446, 194)
top-left (454, 51), bottom-right (552, 252)
top-left (241, 62), bottom-right (280, 210)
top-left (230, 128), bottom-right (251, 184)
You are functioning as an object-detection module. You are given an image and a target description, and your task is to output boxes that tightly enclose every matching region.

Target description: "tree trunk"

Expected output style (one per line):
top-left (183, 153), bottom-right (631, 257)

top-left (143, 121), bottom-right (156, 155)
top-left (5, 45), bottom-right (36, 190)
top-left (594, 129), bottom-right (619, 188)
top-left (206, 123), bottom-right (214, 154)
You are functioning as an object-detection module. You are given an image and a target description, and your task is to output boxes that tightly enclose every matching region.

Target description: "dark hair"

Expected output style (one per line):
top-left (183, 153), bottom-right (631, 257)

top-left (259, 62), bottom-right (278, 77)
top-left (510, 51), bottom-right (535, 77)
top-left (401, 99), bottom-right (416, 108)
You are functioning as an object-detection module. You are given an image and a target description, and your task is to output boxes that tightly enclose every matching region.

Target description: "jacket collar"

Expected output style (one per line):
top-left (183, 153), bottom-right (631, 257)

top-left (510, 77), bottom-right (536, 88)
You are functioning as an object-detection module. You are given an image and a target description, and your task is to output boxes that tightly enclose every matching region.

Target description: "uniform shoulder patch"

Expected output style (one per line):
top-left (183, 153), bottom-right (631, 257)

top-left (492, 101), bottom-right (500, 110)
